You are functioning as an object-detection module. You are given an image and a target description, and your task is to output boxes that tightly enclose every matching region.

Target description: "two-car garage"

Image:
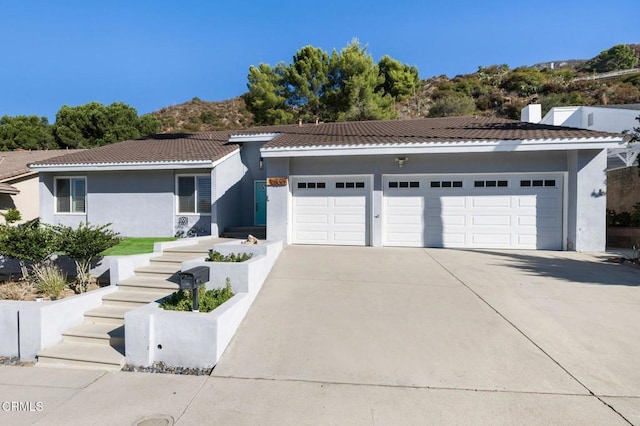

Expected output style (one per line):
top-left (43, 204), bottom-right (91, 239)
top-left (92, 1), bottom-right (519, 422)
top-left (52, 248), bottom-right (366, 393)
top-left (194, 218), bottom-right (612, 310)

top-left (291, 174), bottom-right (564, 250)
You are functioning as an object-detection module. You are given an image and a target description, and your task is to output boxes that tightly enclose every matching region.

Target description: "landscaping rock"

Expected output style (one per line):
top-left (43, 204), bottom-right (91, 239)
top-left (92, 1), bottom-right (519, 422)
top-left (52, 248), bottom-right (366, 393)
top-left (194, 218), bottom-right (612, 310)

top-left (122, 361), bottom-right (213, 376)
top-left (0, 356), bottom-right (35, 367)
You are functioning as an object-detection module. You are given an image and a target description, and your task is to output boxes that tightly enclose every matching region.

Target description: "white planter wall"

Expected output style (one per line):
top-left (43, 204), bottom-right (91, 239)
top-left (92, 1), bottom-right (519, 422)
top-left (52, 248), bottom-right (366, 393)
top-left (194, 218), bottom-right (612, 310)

top-left (125, 240), bottom-right (282, 368)
top-left (0, 286), bottom-right (118, 360)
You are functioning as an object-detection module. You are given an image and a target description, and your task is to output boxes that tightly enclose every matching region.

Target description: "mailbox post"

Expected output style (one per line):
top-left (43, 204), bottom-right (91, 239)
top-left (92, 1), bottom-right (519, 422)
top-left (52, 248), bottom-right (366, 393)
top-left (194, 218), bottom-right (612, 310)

top-left (178, 266), bottom-right (210, 312)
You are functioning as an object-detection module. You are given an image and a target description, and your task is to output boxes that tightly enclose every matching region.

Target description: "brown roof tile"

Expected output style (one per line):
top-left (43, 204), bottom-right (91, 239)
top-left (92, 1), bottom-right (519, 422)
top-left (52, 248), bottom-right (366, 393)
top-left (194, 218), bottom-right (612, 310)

top-left (31, 132), bottom-right (238, 166)
top-left (29, 117), bottom-right (622, 167)
top-left (252, 117), bottom-right (620, 148)
top-left (0, 149), bottom-right (83, 180)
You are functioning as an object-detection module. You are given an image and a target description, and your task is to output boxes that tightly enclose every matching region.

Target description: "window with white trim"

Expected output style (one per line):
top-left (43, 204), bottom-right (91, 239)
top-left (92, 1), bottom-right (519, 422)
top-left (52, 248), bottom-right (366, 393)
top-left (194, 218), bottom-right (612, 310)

top-left (177, 175), bottom-right (211, 214)
top-left (55, 177), bottom-right (86, 213)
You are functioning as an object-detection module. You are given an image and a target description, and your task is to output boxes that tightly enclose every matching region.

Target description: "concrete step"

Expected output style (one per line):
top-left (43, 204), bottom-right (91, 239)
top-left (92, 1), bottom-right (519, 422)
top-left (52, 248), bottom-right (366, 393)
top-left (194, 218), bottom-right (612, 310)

top-left (117, 276), bottom-right (179, 293)
top-left (84, 305), bottom-right (131, 325)
top-left (134, 264), bottom-right (179, 278)
top-left (63, 322), bottom-right (125, 346)
top-left (163, 247), bottom-right (212, 255)
top-left (102, 290), bottom-right (171, 307)
top-left (37, 341), bottom-right (125, 371)
top-left (222, 227), bottom-right (266, 240)
top-left (150, 255), bottom-right (199, 264)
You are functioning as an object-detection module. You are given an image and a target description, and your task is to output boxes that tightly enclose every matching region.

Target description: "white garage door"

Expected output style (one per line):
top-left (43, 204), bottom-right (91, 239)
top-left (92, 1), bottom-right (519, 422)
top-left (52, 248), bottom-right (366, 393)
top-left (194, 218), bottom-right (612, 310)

top-left (383, 174), bottom-right (563, 249)
top-left (292, 176), bottom-right (370, 246)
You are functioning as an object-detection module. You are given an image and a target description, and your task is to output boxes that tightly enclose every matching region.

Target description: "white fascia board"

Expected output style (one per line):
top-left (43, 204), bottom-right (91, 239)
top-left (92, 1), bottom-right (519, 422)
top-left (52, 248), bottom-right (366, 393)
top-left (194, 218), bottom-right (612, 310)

top-left (29, 160), bottom-right (215, 173)
top-left (261, 137), bottom-right (624, 157)
top-left (229, 133), bottom-right (278, 143)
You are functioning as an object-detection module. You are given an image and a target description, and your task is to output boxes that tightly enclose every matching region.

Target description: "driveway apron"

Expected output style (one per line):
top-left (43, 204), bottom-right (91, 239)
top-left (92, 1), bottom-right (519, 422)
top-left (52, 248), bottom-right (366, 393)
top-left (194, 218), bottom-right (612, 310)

top-left (199, 246), bottom-right (638, 425)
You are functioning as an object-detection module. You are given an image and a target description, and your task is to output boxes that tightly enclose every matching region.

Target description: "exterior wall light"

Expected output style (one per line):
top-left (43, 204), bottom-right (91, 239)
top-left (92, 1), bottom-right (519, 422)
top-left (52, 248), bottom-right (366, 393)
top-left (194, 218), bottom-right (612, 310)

top-left (395, 157), bottom-right (408, 168)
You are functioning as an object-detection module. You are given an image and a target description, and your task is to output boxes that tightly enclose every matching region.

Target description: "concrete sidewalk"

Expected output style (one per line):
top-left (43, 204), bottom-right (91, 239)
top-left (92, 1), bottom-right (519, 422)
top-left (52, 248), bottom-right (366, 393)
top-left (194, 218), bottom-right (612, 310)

top-left (1, 246), bottom-right (639, 425)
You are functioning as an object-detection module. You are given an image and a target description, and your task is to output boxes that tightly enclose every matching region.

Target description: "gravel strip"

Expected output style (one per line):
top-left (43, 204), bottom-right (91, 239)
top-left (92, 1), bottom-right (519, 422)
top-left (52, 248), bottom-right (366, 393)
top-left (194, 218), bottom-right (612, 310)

top-left (122, 362), bottom-right (213, 376)
top-left (0, 356), bottom-right (35, 367)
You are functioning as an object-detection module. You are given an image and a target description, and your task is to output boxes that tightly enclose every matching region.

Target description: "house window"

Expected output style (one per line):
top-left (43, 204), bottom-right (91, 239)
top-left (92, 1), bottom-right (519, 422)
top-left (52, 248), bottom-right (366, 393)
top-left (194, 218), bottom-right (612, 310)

top-left (430, 181), bottom-right (463, 188)
top-left (55, 177), bottom-right (86, 213)
top-left (177, 175), bottom-right (211, 214)
top-left (336, 181), bottom-right (365, 189)
top-left (388, 181), bottom-right (420, 189)
top-left (297, 182), bottom-right (326, 189)
top-left (475, 180), bottom-right (508, 188)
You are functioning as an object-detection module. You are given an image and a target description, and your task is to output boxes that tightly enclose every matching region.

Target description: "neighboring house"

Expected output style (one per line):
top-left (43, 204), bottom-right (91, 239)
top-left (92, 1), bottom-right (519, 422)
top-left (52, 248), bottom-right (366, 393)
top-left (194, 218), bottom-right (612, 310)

top-left (30, 117), bottom-right (624, 252)
top-left (0, 149), bottom-right (82, 224)
top-left (522, 104), bottom-right (640, 213)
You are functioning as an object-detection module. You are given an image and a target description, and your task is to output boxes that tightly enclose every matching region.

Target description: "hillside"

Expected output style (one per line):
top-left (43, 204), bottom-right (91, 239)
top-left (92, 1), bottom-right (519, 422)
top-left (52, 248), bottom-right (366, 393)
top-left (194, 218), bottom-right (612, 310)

top-left (151, 97), bottom-right (254, 133)
top-left (151, 45), bottom-right (640, 132)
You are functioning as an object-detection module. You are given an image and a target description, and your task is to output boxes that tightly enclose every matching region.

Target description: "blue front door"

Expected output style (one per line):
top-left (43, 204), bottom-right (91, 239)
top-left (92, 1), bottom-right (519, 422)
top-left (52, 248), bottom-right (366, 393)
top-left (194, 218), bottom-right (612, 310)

top-left (255, 180), bottom-right (267, 226)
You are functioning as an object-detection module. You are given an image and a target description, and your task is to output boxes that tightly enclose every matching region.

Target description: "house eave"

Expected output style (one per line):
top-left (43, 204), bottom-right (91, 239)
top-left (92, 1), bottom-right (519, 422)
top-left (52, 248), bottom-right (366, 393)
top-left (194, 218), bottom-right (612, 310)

top-left (28, 149), bottom-right (241, 173)
top-left (29, 160), bottom-right (216, 173)
top-left (260, 137), bottom-right (625, 157)
top-left (229, 133), bottom-right (278, 143)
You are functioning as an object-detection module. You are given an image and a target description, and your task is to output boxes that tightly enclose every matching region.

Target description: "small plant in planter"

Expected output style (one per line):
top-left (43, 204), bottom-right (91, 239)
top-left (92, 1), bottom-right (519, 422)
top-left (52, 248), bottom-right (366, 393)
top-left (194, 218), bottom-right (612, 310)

top-left (31, 263), bottom-right (67, 300)
top-left (206, 250), bottom-right (253, 262)
top-left (160, 279), bottom-right (235, 313)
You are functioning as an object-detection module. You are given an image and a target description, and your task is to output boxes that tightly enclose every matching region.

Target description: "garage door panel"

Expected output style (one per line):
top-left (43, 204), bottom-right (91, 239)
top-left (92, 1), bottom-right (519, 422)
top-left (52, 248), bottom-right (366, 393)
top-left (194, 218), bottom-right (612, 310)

top-left (441, 215), bottom-right (465, 226)
top-left (441, 233), bottom-right (465, 245)
top-left (439, 197), bottom-right (466, 208)
top-left (472, 215), bottom-right (511, 226)
top-left (296, 214), bottom-right (329, 225)
top-left (333, 197), bottom-right (366, 207)
top-left (518, 216), bottom-right (537, 226)
top-left (384, 174), bottom-right (563, 250)
top-left (472, 197), bottom-right (511, 208)
top-left (473, 233), bottom-right (511, 245)
top-left (293, 177), bottom-right (369, 246)
top-left (334, 215), bottom-right (365, 225)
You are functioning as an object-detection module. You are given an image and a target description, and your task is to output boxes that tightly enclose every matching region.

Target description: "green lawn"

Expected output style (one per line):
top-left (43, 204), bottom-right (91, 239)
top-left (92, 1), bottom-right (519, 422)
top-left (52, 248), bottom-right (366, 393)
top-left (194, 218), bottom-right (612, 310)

top-left (101, 237), bottom-right (178, 256)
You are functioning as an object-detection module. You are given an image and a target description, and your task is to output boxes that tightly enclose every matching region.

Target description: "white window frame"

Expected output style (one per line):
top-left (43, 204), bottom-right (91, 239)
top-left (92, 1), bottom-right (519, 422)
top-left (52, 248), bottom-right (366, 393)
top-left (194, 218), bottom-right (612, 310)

top-left (54, 176), bottom-right (87, 214)
top-left (175, 174), bottom-right (212, 215)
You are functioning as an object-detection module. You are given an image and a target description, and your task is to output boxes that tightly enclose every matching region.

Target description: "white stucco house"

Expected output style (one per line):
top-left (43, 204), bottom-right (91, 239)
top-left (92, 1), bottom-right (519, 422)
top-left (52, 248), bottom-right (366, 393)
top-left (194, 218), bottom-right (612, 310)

top-left (522, 103), bottom-right (640, 170)
top-left (522, 103), bottom-right (639, 213)
top-left (30, 117), bottom-right (625, 252)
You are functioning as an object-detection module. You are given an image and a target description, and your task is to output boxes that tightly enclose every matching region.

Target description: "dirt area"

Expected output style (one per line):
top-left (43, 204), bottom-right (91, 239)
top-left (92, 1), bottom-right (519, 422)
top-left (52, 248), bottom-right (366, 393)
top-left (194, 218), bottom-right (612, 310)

top-left (0, 277), bottom-right (101, 301)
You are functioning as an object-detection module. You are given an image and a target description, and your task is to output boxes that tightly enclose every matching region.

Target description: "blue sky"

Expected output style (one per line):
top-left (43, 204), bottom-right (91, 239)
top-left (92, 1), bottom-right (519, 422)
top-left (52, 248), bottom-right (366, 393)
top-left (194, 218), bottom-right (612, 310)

top-left (1, 0), bottom-right (637, 121)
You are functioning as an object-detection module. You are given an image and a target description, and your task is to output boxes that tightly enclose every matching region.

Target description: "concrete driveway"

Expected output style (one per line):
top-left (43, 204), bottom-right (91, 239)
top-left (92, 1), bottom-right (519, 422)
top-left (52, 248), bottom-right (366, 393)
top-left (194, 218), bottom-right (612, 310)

top-left (2, 246), bottom-right (639, 425)
top-left (193, 246), bottom-right (640, 425)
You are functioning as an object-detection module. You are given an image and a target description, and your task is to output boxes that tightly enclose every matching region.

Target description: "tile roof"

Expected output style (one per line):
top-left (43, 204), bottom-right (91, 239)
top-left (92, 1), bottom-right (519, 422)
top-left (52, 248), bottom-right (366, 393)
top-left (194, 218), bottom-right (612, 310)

top-left (0, 149), bottom-right (83, 180)
top-left (0, 183), bottom-right (20, 194)
top-left (596, 104), bottom-right (640, 111)
top-left (29, 116), bottom-right (622, 167)
top-left (31, 132), bottom-right (238, 166)
top-left (251, 117), bottom-right (620, 149)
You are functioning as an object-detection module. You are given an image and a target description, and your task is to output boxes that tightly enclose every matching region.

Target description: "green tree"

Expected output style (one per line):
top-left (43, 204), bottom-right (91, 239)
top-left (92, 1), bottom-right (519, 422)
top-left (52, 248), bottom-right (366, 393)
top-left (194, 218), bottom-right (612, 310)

top-left (501, 68), bottom-right (546, 96)
top-left (428, 94), bottom-right (476, 117)
top-left (377, 55), bottom-right (420, 101)
top-left (332, 41), bottom-right (396, 121)
top-left (53, 102), bottom-right (162, 148)
top-left (51, 222), bottom-right (121, 293)
top-left (0, 219), bottom-right (56, 278)
top-left (285, 45), bottom-right (333, 121)
top-left (584, 44), bottom-right (639, 73)
top-left (1, 208), bottom-right (21, 224)
top-left (0, 115), bottom-right (56, 151)
top-left (244, 41), bottom-right (411, 124)
top-left (243, 63), bottom-right (294, 125)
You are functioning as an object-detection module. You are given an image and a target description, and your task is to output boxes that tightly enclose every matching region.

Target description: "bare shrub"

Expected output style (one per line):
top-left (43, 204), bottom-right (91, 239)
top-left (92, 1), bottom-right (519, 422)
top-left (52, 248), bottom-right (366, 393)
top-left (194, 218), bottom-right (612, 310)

top-left (0, 281), bottom-right (36, 301)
